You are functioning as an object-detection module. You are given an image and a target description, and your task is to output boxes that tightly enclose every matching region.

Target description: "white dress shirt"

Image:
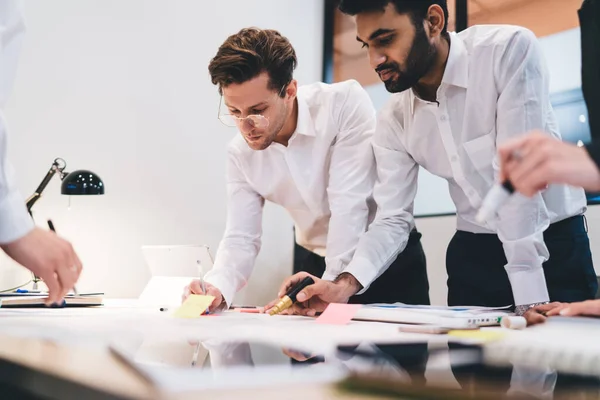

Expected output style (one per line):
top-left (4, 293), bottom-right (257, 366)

top-left (204, 80), bottom-right (377, 304)
top-left (0, 0), bottom-right (34, 243)
top-left (345, 25), bottom-right (586, 306)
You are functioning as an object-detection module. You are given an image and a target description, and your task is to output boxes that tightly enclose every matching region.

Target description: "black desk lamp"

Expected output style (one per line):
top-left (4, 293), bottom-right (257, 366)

top-left (25, 158), bottom-right (105, 289)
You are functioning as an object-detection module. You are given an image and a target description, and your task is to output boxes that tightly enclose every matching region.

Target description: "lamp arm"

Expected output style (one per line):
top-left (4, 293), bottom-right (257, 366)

top-left (26, 158), bottom-right (67, 215)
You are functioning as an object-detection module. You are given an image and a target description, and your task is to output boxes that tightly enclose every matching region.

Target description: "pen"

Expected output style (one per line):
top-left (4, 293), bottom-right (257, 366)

top-left (475, 180), bottom-right (514, 223)
top-left (268, 276), bottom-right (315, 316)
top-left (15, 289), bottom-right (41, 293)
top-left (191, 342), bottom-right (201, 367)
top-left (476, 151), bottom-right (523, 224)
top-left (47, 219), bottom-right (80, 296)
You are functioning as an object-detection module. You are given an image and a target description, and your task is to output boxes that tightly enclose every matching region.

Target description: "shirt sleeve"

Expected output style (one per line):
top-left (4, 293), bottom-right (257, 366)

top-left (494, 28), bottom-right (553, 306)
top-left (203, 148), bottom-right (265, 306)
top-left (320, 81), bottom-right (377, 282)
top-left (343, 111), bottom-right (417, 293)
top-left (0, 0), bottom-right (34, 244)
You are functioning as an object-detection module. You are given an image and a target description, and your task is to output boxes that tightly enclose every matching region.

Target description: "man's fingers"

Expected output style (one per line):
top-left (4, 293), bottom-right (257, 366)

top-left (278, 272), bottom-right (312, 297)
top-left (43, 272), bottom-right (62, 305)
top-left (530, 302), bottom-right (564, 314)
top-left (545, 304), bottom-right (569, 316)
top-left (263, 298), bottom-right (279, 312)
top-left (55, 262), bottom-right (77, 300)
top-left (188, 280), bottom-right (205, 294)
top-left (524, 309), bottom-right (546, 326)
top-left (206, 287), bottom-right (223, 310)
top-left (296, 281), bottom-right (326, 303)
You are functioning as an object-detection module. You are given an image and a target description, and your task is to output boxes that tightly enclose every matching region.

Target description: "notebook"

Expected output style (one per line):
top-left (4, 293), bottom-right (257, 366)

top-left (483, 316), bottom-right (600, 377)
top-left (0, 293), bottom-right (104, 308)
top-left (353, 304), bottom-right (511, 329)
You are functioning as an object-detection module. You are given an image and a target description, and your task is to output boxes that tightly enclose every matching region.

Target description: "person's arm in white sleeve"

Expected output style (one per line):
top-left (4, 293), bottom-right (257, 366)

top-left (320, 80), bottom-right (376, 286)
top-left (343, 111), bottom-right (418, 293)
top-left (494, 28), bottom-right (553, 308)
top-left (203, 147), bottom-right (265, 306)
top-left (0, 0), bottom-right (83, 304)
top-left (0, 0), bottom-right (32, 242)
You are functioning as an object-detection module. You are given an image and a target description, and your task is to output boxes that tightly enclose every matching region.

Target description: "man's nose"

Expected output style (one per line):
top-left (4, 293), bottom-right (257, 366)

top-left (369, 49), bottom-right (386, 70)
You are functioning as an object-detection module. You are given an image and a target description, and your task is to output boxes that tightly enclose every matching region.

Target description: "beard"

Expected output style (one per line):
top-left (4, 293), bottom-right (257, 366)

top-left (244, 102), bottom-right (288, 151)
top-left (376, 23), bottom-right (438, 94)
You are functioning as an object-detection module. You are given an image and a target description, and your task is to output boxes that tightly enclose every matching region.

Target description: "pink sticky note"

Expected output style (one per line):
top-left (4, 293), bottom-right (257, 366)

top-left (315, 303), bottom-right (361, 325)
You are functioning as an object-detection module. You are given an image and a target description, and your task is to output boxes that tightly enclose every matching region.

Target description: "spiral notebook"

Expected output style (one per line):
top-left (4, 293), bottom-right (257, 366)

top-left (483, 316), bottom-right (600, 377)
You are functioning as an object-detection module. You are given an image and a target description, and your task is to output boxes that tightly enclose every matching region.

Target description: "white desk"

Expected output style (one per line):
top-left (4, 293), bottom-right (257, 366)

top-left (0, 299), bottom-right (447, 399)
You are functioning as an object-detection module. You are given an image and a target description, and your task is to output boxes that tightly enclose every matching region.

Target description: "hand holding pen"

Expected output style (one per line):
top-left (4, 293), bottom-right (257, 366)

top-left (182, 278), bottom-right (225, 312)
top-left (0, 221), bottom-right (83, 306)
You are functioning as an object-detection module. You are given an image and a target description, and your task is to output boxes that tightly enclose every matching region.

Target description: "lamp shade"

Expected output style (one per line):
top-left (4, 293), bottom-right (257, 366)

top-left (61, 170), bottom-right (105, 195)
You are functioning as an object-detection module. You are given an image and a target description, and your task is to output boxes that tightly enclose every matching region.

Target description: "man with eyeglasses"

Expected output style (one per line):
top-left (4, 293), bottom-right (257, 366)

top-left (182, 27), bottom-right (430, 312)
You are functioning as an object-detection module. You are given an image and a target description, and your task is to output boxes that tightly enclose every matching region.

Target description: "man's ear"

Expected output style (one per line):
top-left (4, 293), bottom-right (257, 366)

top-left (427, 4), bottom-right (445, 37)
top-left (285, 79), bottom-right (298, 100)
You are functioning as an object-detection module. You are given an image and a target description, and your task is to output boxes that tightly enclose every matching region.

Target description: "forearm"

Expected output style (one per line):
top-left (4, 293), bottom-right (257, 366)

top-left (333, 272), bottom-right (363, 298)
top-left (497, 194), bottom-right (551, 306)
top-left (204, 237), bottom-right (260, 306)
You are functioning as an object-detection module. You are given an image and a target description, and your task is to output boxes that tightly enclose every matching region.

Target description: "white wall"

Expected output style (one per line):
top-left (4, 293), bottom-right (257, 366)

top-left (1, 0), bottom-right (324, 304)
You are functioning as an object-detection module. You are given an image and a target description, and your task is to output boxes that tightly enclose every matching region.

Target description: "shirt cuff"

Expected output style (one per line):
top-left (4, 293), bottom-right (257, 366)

top-left (203, 270), bottom-right (238, 309)
top-left (0, 190), bottom-right (34, 244)
top-left (341, 256), bottom-right (380, 296)
top-left (506, 264), bottom-right (550, 306)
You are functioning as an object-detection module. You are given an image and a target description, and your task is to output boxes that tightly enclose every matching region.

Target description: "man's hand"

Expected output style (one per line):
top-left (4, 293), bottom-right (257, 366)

top-left (0, 227), bottom-right (82, 306)
top-left (522, 302), bottom-right (567, 326)
top-left (182, 280), bottom-right (225, 312)
top-left (498, 131), bottom-right (600, 197)
top-left (545, 300), bottom-right (600, 318)
top-left (264, 272), bottom-right (362, 316)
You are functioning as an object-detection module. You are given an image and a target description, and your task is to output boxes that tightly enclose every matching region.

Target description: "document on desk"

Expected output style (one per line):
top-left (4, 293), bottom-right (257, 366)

top-left (353, 304), bottom-right (511, 328)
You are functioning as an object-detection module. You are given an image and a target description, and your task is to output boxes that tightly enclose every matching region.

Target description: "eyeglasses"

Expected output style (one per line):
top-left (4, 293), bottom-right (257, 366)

top-left (217, 84), bottom-right (288, 131)
top-left (218, 100), bottom-right (270, 130)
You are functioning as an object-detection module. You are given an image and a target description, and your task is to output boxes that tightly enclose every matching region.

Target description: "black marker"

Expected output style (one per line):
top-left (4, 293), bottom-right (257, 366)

top-left (268, 276), bottom-right (315, 316)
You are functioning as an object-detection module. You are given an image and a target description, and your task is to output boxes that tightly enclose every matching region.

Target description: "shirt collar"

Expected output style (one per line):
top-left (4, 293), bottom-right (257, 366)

top-left (409, 31), bottom-right (469, 115)
top-left (293, 90), bottom-right (316, 137)
top-left (442, 32), bottom-right (469, 89)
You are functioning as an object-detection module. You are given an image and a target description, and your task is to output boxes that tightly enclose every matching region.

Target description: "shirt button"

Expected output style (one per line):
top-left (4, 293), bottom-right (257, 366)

top-left (468, 189), bottom-right (476, 197)
top-left (440, 115), bottom-right (447, 122)
top-left (450, 155), bottom-right (458, 162)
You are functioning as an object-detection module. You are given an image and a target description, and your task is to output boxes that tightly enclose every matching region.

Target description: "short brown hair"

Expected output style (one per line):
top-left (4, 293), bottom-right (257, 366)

top-left (208, 28), bottom-right (297, 97)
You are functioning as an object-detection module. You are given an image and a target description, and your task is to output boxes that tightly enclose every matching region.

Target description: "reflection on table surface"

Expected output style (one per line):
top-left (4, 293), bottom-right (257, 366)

top-left (128, 338), bottom-right (600, 399)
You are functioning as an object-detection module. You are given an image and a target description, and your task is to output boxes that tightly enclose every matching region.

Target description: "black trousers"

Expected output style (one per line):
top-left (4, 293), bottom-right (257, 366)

top-left (446, 215), bottom-right (597, 307)
top-left (447, 215), bottom-right (597, 393)
top-left (293, 229), bottom-right (430, 305)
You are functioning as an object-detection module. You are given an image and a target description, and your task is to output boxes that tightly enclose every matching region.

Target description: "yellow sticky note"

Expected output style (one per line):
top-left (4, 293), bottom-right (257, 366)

top-left (173, 295), bottom-right (215, 319)
top-left (448, 330), bottom-right (506, 342)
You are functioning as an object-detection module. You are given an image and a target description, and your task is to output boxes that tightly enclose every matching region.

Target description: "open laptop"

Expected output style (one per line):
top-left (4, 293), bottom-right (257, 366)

top-left (139, 245), bottom-right (214, 308)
